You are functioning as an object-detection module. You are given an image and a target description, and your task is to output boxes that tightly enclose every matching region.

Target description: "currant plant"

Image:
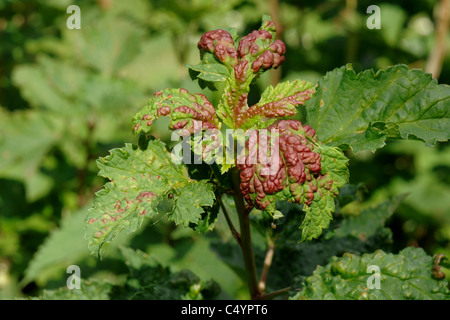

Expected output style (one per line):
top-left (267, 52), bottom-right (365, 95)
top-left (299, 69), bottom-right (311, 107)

top-left (85, 16), bottom-right (450, 300)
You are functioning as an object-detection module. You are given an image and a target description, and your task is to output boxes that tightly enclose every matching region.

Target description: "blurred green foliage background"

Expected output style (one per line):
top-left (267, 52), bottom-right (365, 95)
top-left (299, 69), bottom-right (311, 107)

top-left (0, 0), bottom-right (449, 299)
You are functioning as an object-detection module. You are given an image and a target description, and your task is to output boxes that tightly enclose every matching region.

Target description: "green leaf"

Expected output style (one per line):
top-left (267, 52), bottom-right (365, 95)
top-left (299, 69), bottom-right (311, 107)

top-left (21, 208), bottom-right (90, 287)
top-left (187, 48), bottom-right (232, 91)
top-left (191, 191), bottom-right (220, 233)
top-left (305, 64), bottom-right (450, 152)
top-left (86, 141), bottom-right (215, 257)
top-left (0, 109), bottom-right (62, 201)
top-left (12, 58), bottom-right (86, 114)
top-left (262, 196), bottom-right (403, 291)
top-left (11, 53), bottom-right (145, 171)
top-left (378, 4), bottom-right (407, 47)
top-left (39, 279), bottom-right (114, 300)
top-left (326, 194), bottom-right (407, 240)
top-left (64, 12), bottom-right (144, 77)
top-left (300, 191), bottom-right (335, 241)
top-left (169, 181), bottom-right (215, 227)
top-left (299, 143), bottom-right (349, 241)
top-left (114, 247), bottom-right (220, 300)
top-left (35, 247), bottom-right (220, 300)
top-left (290, 247), bottom-right (450, 300)
top-left (186, 61), bottom-right (230, 82)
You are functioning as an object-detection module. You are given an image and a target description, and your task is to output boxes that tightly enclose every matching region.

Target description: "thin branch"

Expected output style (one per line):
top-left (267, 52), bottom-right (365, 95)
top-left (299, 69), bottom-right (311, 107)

top-left (257, 286), bottom-right (291, 300)
top-left (269, 0), bottom-right (282, 86)
top-left (426, 0), bottom-right (449, 79)
top-left (258, 238), bottom-right (275, 293)
top-left (219, 195), bottom-right (241, 246)
top-left (77, 117), bottom-right (96, 207)
top-left (343, 0), bottom-right (358, 63)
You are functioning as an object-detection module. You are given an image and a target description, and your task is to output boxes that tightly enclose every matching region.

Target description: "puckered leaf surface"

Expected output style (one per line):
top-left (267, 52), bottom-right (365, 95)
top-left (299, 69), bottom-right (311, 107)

top-left (86, 141), bottom-right (215, 256)
top-left (236, 120), bottom-right (349, 241)
top-left (299, 143), bottom-right (349, 241)
top-left (290, 247), bottom-right (450, 300)
top-left (261, 195), bottom-right (404, 292)
top-left (305, 64), bottom-right (450, 152)
top-left (132, 88), bottom-right (220, 135)
top-left (240, 80), bottom-right (315, 129)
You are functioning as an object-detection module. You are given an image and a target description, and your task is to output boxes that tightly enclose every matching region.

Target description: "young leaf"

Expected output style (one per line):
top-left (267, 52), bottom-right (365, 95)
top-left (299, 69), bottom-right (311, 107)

top-left (305, 64), bottom-right (450, 152)
top-left (85, 141), bottom-right (215, 257)
top-left (192, 17), bottom-right (288, 129)
top-left (132, 88), bottom-right (221, 135)
top-left (240, 80), bottom-right (315, 129)
top-left (186, 62), bottom-right (230, 82)
top-left (290, 247), bottom-right (450, 300)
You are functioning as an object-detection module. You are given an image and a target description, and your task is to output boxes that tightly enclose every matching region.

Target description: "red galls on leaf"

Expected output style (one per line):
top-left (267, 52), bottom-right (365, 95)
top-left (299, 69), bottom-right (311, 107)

top-left (251, 40), bottom-right (286, 73)
top-left (236, 120), bottom-right (324, 215)
top-left (237, 29), bottom-right (286, 73)
top-left (198, 29), bottom-right (238, 67)
top-left (132, 88), bottom-right (221, 136)
top-left (237, 30), bottom-right (273, 58)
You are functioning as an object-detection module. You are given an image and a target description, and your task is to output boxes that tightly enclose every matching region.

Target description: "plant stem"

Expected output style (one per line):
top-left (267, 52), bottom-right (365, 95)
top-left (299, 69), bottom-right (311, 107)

top-left (219, 195), bottom-right (241, 246)
top-left (343, 0), bottom-right (358, 63)
top-left (257, 286), bottom-right (290, 300)
top-left (77, 117), bottom-right (96, 207)
top-left (269, 0), bottom-right (282, 86)
top-left (231, 167), bottom-right (260, 299)
top-left (258, 238), bottom-right (275, 293)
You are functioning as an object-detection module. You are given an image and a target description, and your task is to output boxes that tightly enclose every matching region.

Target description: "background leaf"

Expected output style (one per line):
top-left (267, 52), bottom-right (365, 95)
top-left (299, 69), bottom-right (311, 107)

top-left (259, 195), bottom-right (404, 292)
top-left (290, 247), bottom-right (450, 300)
top-left (39, 279), bottom-right (114, 300)
top-left (37, 246), bottom-right (220, 300)
top-left (0, 110), bottom-right (62, 201)
top-left (21, 208), bottom-right (90, 287)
